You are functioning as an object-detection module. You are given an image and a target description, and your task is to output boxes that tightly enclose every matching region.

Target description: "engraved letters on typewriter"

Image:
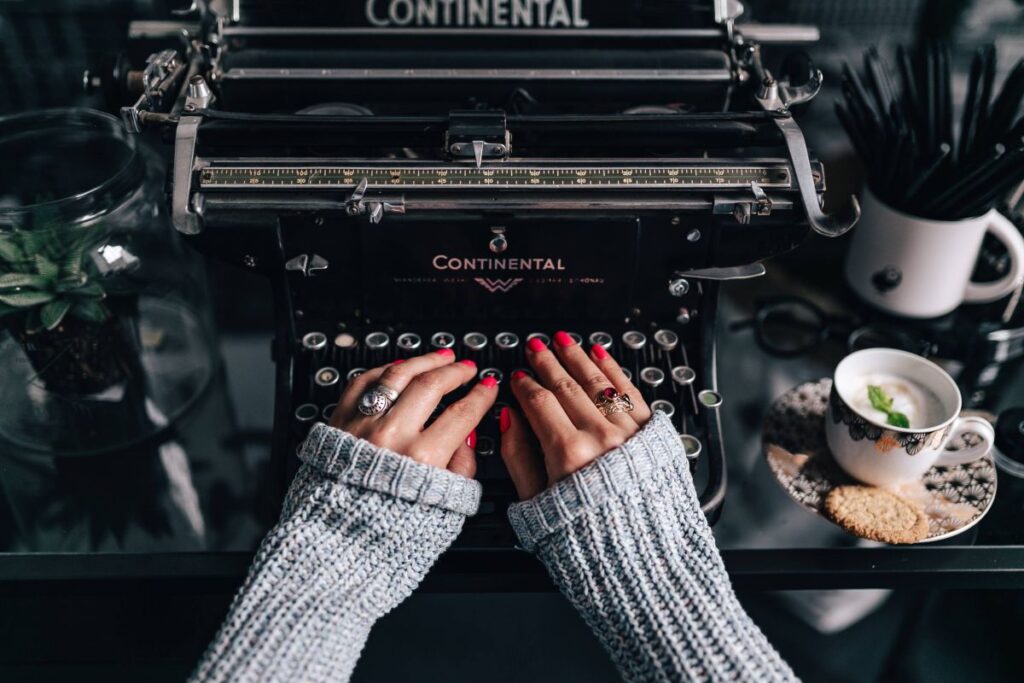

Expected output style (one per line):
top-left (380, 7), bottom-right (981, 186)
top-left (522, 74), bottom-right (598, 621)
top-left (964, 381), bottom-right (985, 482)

top-left (365, 0), bottom-right (591, 28)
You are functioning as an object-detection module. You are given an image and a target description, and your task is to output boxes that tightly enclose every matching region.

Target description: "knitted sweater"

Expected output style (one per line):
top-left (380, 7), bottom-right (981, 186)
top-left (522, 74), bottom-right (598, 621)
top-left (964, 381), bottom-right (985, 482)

top-left (191, 413), bottom-right (795, 683)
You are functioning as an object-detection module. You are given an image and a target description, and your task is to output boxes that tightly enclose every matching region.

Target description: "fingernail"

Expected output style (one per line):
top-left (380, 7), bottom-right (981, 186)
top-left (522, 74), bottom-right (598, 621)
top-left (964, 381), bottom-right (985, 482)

top-left (436, 348), bottom-right (455, 357)
top-left (591, 344), bottom-right (609, 360)
top-left (459, 359), bottom-right (477, 368)
top-left (553, 331), bottom-right (575, 348)
top-left (527, 337), bottom-right (547, 353)
top-left (500, 407), bottom-right (511, 434)
top-left (466, 430), bottom-right (477, 449)
top-left (392, 359), bottom-right (406, 365)
top-left (481, 376), bottom-right (498, 388)
top-left (512, 370), bottom-right (527, 380)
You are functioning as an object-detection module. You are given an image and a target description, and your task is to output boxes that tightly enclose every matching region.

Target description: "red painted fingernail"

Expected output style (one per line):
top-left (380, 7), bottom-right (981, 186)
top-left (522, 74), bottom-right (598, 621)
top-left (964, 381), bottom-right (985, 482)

top-left (591, 344), bottom-right (609, 360)
top-left (459, 359), bottom-right (477, 368)
top-left (500, 407), bottom-right (511, 434)
top-left (554, 331), bottom-right (574, 348)
top-left (392, 359), bottom-right (406, 365)
top-left (527, 337), bottom-right (547, 352)
top-left (466, 430), bottom-right (477, 449)
top-left (481, 376), bottom-right (498, 388)
top-left (512, 370), bottom-right (527, 380)
top-left (436, 348), bottom-right (454, 356)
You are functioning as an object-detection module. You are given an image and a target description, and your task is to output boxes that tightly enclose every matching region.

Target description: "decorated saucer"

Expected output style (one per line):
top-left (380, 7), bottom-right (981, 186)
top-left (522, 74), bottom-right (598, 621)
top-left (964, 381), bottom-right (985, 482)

top-left (762, 379), bottom-right (997, 543)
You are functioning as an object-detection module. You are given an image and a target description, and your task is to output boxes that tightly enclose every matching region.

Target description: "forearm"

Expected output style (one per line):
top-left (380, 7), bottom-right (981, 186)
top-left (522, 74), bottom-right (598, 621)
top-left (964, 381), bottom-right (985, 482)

top-left (509, 414), bottom-right (797, 683)
top-left (191, 424), bottom-right (480, 683)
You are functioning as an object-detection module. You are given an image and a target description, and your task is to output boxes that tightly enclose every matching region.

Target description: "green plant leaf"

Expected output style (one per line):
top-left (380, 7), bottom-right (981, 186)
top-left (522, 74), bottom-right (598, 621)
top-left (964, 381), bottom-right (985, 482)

top-left (0, 238), bottom-right (23, 264)
top-left (34, 254), bottom-right (59, 281)
top-left (0, 290), bottom-right (55, 307)
top-left (39, 299), bottom-right (72, 331)
top-left (66, 281), bottom-right (106, 298)
top-left (887, 412), bottom-right (910, 428)
top-left (867, 385), bottom-right (911, 428)
top-left (70, 299), bottom-right (109, 324)
top-left (60, 233), bottom-right (92, 277)
top-left (0, 273), bottom-right (50, 290)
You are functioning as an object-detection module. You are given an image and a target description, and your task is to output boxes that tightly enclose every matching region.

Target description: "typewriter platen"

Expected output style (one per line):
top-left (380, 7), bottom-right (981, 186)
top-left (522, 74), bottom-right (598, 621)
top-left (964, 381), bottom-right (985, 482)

top-left (103, 0), bottom-right (858, 550)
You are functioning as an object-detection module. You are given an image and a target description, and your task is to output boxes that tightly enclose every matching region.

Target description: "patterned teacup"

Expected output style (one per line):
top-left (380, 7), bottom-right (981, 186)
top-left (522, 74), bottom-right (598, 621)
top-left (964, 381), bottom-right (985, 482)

top-left (825, 348), bottom-right (995, 487)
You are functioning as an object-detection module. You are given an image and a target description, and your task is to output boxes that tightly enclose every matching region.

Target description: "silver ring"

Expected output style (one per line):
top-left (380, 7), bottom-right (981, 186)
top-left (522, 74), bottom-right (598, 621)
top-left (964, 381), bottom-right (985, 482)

top-left (358, 382), bottom-right (400, 416)
top-left (594, 387), bottom-right (635, 416)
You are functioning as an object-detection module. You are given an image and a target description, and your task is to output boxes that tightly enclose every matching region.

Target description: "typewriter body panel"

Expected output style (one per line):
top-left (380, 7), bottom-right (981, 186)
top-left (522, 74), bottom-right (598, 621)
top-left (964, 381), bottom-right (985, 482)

top-left (108, 0), bottom-right (857, 554)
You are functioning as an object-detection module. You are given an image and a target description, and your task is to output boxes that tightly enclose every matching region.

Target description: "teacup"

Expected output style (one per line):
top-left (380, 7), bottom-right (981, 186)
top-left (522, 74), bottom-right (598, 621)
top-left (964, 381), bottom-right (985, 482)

top-left (825, 348), bottom-right (995, 487)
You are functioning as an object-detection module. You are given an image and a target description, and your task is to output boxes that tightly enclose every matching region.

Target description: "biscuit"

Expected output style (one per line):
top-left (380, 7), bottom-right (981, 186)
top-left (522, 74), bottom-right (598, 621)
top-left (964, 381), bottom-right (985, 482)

top-left (824, 485), bottom-right (929, 544)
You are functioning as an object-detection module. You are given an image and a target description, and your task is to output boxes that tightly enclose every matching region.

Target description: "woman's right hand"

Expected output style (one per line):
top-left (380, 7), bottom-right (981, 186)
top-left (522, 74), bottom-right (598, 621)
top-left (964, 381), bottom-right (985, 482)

top-left (499, 332), bottom-right (652, 500)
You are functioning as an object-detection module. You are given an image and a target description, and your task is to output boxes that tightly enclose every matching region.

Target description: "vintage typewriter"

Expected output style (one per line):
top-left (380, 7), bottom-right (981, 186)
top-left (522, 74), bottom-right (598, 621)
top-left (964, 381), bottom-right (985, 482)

top-left (103, 0), bottom-right (858, 556)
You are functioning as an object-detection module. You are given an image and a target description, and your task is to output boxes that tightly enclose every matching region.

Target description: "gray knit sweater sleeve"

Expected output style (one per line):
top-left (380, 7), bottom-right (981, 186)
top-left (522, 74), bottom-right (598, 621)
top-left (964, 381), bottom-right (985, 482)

top-left (190, 423), bottom-right (481, 683)
top-left (508, 413), bottom-right (797, 683)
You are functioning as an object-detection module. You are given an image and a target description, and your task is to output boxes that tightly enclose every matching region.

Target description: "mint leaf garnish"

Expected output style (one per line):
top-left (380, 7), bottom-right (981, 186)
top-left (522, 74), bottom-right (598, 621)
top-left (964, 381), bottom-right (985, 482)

top-left (867, 385), bottom-right (910, 428)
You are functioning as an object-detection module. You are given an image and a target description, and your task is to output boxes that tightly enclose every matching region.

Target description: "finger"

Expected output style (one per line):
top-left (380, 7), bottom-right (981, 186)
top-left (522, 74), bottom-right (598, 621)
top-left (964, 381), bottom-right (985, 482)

top-left (509, 369), bottom-right (577, 454)
top-left (499, 407), bottom-right (546, 500)
top-left (336, 349), bottom-right (456, 420)
top-left (551, 331), bottom-right (636, 431)
top-left (418, 376), bottom-right (500, 463)
top-left (589, 345), bottom-right (652, 425)
top-left (380, 360), bottom-right (479, 436)
top-left (447, 437), bottom-right (478, 479)
top-left (525, 335), bottom-right (606, 428)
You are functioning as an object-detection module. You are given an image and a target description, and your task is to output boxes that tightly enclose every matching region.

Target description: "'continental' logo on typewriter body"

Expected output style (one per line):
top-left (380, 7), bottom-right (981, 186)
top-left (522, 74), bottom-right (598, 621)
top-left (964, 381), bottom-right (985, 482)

top-left (433, 254), bottom-right (566, 293)
top-left (366, 0), bottom-right (590, 28)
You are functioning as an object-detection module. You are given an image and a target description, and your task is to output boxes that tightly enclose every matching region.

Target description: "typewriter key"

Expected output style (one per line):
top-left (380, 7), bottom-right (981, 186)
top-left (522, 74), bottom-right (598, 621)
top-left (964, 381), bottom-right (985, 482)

top-left (431, 331), bottom-right (456, 350)
top-left (334, 333), bottom-right (357, 350)
top-left (567, 332), bottom-right (583, 346)
top-left (365, 332), bottom-right (390, 350)
top-left (651, 400), bottom-right (675, 419)
top-left (321, 403), bottom-right (337, 421)
top-left (679, 434), bottom-right (702, 461)
top-left (346, 368), bottom-right (367, 381)
top-left (302, 332), bottom-right (328, 352)
top-left (653, 329), bottom-right (679, 352)
top-left (492, 401), bottom-right (509, 421)
top-left (698, 390), bottom-right (723, 409)
top-left (526, 332), bottom-right (551, 347)
top-left (622, 330), bottom-right (647, 351)
top-left (314, 366), bottom-right (341, 388)
top-left (620, 367), bottom-right (633, 381)
top-left (639, 367), bottom-right (666, 389)
top-left (589, 331), bottom-right (613, 350)
top-left (476, 436), bottom-right (495, 457)
top-left (479, 368), bottom-right (503, 384)
top-left (294, 403), bottom-right (319, 424)
top-left (494, 332), bottom-right (520, 351)
top-left (396, 332), bottom-right (422, 352)
top-left (463, 332), bottom-right (488, 351)
top-left (671, 365), bottom-right (696, 386)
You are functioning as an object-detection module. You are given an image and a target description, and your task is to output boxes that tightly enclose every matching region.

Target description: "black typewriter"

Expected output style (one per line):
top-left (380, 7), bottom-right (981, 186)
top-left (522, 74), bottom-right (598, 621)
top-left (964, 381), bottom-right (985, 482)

top-left (101, 0), bottom-right (858, 554)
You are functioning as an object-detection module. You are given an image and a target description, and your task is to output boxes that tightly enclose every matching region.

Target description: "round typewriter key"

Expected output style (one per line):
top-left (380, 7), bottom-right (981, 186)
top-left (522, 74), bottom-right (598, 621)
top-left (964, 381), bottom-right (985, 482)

top-left (365, 332), bottom-right (390, 350)
top-left (476, 436), bottom-right (495, 457)
top-left (526, 332), bottom-right (551, 347)
top-left (651, 400), bottom-right (675, 419)
top-left (653, 329), bottom-right (679, 351)
top-left (334, 332), bottom-right (357, 350)
top-left (314, 366), bottom-right (340, 388)
top-left (321, 403), bottom-right (337, 421)
top-left (396, 332), bottom-right (422, 352)
top-left (567, 332), bottom-right (583, 346)
top-left (301, 332), bottom-right (328, 352)
top-left (588, 331), bottom-right (613, 350)
top-left (620, 367), bottom-right (632, 381)
top-left (680, 434), bottom-right (702, 461)
top-left (346, 367), bottom-right (367, 381)
top-left (622, 330), bottom-right (647, 351)
top-left (495, 331), bottom-right (520, 351)
top-left (671, 365), bottom-right (696, 386)
top-left (492, 401), bottom-right (509, 421)
top-left (698, 389), bottom-right (723, 408)
top-left (431, 331), bottom-right (456, 349)
top-left (480, 368), bottom-right (503, 384)
top-left (463, 332), bottom-right (488, 351)
top-left (639, 367), bottom-right (665, 388)
top-left (294, 403), bottom-right (319, 424)
top-left (512, 367), bottom-right (534, 380)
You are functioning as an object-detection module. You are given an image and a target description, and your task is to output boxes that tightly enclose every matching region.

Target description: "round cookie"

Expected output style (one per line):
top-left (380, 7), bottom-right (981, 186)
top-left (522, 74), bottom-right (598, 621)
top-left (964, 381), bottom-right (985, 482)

top-left (824, 485), bottom-right (929, 544)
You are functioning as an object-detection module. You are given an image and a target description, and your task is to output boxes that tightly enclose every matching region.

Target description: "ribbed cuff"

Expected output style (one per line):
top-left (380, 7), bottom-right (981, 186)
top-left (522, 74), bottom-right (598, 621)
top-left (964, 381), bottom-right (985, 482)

top-left (299, 423), bottom-right (482, 517)
top-left (508, 412), bottom-right (685, 551)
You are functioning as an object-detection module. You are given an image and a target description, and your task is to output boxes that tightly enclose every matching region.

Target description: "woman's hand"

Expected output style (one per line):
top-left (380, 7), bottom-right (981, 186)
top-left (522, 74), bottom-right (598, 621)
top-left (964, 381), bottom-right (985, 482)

top-left (329, 349), bottom-right (498, 478)
top-left (500, 331), bottom-right (652, 499)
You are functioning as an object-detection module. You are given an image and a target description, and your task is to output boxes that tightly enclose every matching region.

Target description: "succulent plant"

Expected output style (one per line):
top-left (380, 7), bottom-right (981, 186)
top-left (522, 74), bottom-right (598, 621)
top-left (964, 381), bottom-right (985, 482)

top-left (0, 227), bottom-right (110, 334)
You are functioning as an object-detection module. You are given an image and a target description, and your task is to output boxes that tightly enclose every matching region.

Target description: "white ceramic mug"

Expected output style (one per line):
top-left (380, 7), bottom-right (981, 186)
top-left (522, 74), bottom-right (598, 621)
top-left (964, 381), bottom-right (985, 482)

top-left (845, 189), bottom-right (1024, 318)
top-left (825, 348), bottom-right (995, 487)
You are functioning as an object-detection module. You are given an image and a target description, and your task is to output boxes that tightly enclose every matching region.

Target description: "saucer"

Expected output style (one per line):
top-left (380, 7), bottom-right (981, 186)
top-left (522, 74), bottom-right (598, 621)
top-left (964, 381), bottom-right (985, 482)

top-left (762, 379), bottom-right (998, 543)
